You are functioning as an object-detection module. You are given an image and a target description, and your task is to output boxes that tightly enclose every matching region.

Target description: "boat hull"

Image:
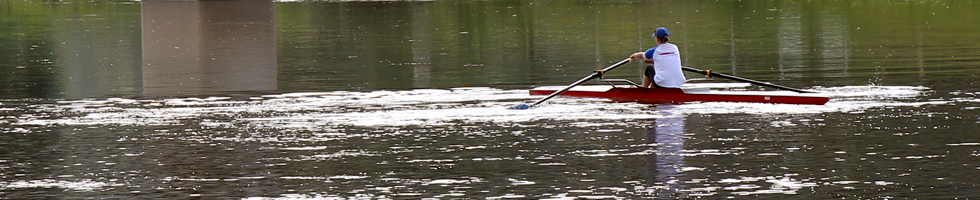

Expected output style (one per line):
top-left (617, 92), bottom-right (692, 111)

top-left (529, 85), bottom-right (829, 105)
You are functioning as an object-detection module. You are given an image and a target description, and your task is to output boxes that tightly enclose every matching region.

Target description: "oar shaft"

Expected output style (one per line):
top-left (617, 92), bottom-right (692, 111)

top-left (680, 66), bottom-right (813, 93)
top-left (527, 58), bottom-right (632, 107)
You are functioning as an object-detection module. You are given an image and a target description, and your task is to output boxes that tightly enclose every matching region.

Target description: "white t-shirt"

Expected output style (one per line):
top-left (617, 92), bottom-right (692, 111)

top-left (644, 43), bottom-right (686, 88)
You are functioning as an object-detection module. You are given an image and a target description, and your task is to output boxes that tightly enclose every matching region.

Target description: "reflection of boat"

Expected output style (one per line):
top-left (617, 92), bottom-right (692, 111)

top-left (529, 82), bottom-right (829, 105)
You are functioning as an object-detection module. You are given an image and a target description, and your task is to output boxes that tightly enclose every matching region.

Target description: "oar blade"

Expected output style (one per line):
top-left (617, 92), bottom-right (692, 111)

top-left (509, 104), bottom-right (531, 110)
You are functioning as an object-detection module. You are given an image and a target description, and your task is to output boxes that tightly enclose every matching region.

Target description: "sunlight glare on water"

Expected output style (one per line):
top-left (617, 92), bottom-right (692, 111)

top-left (3, 84), bottom-right (978, 200)
top-left (3, 0), bottom-right (980, 198)
top-left (13, 85), bottom-right (934, 129)
top-left (7, 85), bottom-right (960, 199)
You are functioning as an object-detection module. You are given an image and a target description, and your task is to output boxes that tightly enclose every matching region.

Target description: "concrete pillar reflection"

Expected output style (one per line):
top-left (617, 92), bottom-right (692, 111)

top-left (142, 0), bottom-right (276, 96)
top-left (53, 9), bottom-right (142, 99)
top-left (777, 2), bottom-right (805, 79)
top-left (729, 12), bottom-right (738, 73)
top-left (818, 8), bottom-right (849, 79)
top-left (410, 2), bottom-right (432, 88)
top-left (914, 9), bottom-right (924, 78)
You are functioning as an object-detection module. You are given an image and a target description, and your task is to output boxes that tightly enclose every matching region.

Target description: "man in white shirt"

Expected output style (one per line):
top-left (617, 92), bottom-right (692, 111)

top-left (630, 27), bottom-right (686, 88)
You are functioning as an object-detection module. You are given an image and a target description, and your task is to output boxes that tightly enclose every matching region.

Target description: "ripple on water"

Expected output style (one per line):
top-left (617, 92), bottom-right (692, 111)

top-left (0, 85), bottom-right (950, 199)
top-left (0, 179), bottom-right (119, 191)
top-left (9, 85), bottom-right (941, 129)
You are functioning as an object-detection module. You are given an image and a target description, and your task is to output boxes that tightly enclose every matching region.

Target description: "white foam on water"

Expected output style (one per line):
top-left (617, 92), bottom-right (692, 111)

top-left (716, 176), bottom-right (819, 196)
top-left (947, 143), bottom-right (980, 146)
top-left (326, 175), bottom-right (368, 180)
top-left (672, 85), bottom-right (939, 115)
top-left (1, 179), bottom-right (118, 191)
top-left (245, 102), bottom-right (658, 127)
top-left (243, 194), bottom-right (347, 200)
top-left (10, 85), bottom-right (944, 128)
top-left (425, 179), bottom-right (470, 185)
top-left (280, 146), bottom-right (329, 151)
top-left (508, 178), bottom-right (536, 186)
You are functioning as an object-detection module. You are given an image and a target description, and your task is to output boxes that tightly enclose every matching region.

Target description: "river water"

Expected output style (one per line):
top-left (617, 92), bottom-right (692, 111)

top-left (2, 0), bottom-right (980, 199)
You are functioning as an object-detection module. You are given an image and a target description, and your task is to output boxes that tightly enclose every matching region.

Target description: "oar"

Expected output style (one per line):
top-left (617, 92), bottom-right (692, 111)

top-left (680, 66), bottom-right (814, 93)
top-left (510, 58), bottom-right (632, 110)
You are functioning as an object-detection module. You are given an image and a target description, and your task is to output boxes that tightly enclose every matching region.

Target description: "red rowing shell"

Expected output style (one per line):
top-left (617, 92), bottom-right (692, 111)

top-left (529, 85), bottom-right (829, 105)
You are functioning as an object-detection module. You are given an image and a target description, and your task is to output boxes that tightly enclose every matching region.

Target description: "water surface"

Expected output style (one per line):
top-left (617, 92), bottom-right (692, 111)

top-left (1, 0), bottom-right (980, 199)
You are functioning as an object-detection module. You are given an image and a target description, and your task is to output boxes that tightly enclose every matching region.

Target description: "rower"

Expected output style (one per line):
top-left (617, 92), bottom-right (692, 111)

top-left (629, 27), bottom-right (686, 89)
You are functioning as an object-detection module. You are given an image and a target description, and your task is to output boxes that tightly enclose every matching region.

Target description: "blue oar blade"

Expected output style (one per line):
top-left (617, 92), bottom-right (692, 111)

top-left (509, 104), bottom-right (531, 110)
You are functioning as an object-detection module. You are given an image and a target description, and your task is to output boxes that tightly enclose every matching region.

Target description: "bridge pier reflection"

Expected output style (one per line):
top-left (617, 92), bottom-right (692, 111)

top-left (141, 0), bottom-right (277, 96)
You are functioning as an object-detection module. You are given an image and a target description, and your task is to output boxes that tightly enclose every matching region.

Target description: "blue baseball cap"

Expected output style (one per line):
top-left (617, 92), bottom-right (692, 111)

top-left (653, 27), bottom-right (669, 39)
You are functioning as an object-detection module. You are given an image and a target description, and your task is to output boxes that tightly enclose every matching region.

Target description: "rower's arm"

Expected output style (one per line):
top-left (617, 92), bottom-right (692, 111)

top-left (629, 52), bottom-right (645, 61)
top-left (630, 52), bottom-right (655, 64)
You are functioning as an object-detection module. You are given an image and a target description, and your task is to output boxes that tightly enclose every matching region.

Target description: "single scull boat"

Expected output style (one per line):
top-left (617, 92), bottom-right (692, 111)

top-left (510, 58), bottom-right (829, 109)
top-left (529, 81), bottom-right (829, 105)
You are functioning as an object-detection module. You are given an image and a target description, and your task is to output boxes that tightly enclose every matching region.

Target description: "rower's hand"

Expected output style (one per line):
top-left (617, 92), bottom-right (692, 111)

top-left (629, 52), bottom-right (644, 61)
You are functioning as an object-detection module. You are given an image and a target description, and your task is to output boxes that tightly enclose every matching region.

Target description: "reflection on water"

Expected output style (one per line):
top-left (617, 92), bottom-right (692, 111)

top-left (777, 1), bottom-right (805, 80)
top-left (1, 1), bottom-right (978, 98)
top-left (409, 2), bottom-right (432, 88)
top-left (52, 7), bottom-right (142, 98)
top-left (2, 0), bottom-right (980, 199)
top-left (2, 85), bottom-right (970, 198)
top-left (142, 0), bottom-right (277, 96)
top-left (646, 105), bottom-right (687, 198)
top-left (816, 4), bottom-right (849, 80)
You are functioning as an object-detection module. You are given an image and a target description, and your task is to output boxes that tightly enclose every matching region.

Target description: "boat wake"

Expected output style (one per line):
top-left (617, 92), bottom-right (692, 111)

top-left (8, 85), bottom-right (953, 129)
top-left (672, 85), bottom-right (943, 115)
